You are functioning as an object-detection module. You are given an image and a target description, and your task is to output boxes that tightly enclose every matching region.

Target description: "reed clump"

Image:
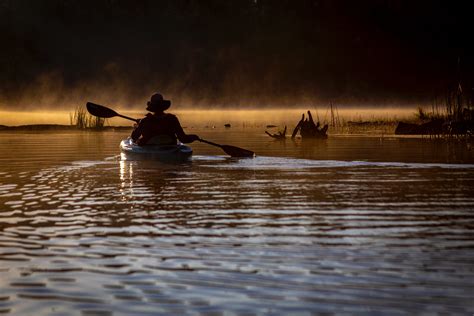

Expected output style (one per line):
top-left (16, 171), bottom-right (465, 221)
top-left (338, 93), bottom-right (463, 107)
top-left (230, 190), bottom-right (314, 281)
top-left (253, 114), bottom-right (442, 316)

top-left (70, 106), bottom-right (106, 129)
top-left (394, 81), bottom-right (473, 139)
top-left (415, 107), bottom-right (444, 122)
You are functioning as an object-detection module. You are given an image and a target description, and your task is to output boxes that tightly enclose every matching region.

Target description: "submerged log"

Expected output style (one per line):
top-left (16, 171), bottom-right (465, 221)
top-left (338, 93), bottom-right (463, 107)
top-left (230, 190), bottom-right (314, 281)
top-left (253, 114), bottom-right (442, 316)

top-left (395, 119), bottom-right (444, 136)
top-left (395, 122), bottom-right (421, 134)
top-left (265, 126), bottom-right (287, 139)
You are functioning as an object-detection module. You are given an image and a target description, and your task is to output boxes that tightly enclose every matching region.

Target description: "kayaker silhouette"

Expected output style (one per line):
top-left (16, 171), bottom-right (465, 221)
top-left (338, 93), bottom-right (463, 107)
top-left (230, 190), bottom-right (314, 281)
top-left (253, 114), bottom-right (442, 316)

top-left (131, 93), bottom-right (199, 146)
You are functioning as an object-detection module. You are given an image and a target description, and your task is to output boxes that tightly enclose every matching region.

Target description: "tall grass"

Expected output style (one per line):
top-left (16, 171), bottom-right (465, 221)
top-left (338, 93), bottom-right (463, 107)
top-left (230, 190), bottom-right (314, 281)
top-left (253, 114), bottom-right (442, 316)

top-left (445, 83), bottom-right (472, 122)
top-left (415, 107), bottom-right (445, 121)
top-left (70, 106), bottom-right (106, 129)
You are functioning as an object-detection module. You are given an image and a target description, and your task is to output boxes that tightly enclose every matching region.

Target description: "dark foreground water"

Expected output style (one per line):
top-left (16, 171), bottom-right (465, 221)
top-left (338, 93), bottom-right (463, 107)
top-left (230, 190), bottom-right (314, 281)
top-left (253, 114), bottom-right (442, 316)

top-left (1, 130), bottom-right (474, 315)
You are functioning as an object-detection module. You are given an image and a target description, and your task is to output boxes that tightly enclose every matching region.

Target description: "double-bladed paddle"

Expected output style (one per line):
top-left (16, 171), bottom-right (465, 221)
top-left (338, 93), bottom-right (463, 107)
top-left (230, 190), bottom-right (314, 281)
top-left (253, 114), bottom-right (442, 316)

top-left (86, 102), bottom-right (139, 122)
top-left (86, 102), bottom-right (255, 158)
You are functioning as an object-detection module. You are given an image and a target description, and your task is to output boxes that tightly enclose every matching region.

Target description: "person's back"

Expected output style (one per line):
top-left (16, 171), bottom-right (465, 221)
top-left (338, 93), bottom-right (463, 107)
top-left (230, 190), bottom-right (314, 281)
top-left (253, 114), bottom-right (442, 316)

top-left (131, 93), bottom-right (199, 146)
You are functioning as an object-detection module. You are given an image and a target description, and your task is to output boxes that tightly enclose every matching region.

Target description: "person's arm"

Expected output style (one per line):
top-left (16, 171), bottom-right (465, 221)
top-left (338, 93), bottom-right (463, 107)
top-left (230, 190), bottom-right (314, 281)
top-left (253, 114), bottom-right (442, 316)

top-left (131, 118), bottom-right (145, 142)
top-left (173, 116), bottom-right (199, 143)
top-left (130, 114), bottom-right (148, 143)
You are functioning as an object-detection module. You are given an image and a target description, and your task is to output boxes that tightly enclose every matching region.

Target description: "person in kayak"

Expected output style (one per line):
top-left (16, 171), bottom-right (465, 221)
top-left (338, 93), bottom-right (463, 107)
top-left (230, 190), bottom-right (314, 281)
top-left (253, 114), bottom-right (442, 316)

top-left (131, 93), bottom-right (199, 146)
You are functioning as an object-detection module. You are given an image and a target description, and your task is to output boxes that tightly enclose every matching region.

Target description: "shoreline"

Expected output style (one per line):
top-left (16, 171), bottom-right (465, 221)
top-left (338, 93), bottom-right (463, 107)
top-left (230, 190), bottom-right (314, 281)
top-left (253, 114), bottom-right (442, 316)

top-left (0, 124), bottom-right (132, 132)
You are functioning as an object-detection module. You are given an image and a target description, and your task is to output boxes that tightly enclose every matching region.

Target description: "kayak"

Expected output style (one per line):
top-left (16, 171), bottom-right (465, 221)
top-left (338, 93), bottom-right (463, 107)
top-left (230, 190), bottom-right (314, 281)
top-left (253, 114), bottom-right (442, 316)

top-left (120, 138), bottom-right (192, 161)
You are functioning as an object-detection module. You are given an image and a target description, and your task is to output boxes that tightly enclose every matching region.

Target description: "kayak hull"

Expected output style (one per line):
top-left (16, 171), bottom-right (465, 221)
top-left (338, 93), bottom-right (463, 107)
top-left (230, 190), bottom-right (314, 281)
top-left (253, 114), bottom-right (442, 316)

top-left (120, 138), bottom-right (192, 161)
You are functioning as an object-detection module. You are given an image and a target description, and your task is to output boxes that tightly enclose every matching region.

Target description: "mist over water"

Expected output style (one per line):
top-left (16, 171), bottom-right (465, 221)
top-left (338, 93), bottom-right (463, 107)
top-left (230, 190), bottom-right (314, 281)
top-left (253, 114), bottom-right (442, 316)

top-left (0, 108), bottom-right (415, 127)
top-left (2, 1), bottom-right (473, 110)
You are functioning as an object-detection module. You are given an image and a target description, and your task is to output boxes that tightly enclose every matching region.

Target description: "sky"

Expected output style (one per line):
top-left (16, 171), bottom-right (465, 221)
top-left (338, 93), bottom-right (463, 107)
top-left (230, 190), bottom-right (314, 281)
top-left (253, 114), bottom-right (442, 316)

top-left (1, 0), bottom-right (473, 109)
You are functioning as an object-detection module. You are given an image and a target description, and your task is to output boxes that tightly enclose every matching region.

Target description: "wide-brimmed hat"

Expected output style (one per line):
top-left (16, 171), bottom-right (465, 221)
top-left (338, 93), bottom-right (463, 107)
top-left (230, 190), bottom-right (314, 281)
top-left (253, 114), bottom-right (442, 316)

top-left (146, 93), bottom-right (171, 112)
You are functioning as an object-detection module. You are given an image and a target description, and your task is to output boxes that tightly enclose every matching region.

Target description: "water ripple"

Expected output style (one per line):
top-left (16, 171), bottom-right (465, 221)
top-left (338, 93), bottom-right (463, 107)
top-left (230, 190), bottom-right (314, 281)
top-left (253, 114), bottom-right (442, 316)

top-left (1, 135), bottom-right (474, 314)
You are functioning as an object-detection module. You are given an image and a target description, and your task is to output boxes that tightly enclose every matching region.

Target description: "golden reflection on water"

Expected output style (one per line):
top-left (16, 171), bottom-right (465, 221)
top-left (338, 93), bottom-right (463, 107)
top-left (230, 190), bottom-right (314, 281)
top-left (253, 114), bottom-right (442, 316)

top-left (119, 158), bottom-right (134, 202)
top-left (0, 129), bottom-right (473, 314)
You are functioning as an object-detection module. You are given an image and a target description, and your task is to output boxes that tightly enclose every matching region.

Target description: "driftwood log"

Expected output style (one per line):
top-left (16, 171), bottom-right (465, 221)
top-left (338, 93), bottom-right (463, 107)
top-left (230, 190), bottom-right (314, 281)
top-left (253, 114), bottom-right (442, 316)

top-left (395, 119), bottom-right (444, 137)
top-left (265, 126), bottom-right (287, 139)
top-left (291, 111), bottom-right (328, 139)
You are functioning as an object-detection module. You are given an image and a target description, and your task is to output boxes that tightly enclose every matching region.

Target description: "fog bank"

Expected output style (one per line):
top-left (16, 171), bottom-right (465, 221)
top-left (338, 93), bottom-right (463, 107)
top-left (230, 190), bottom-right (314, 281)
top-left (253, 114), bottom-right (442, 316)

top-left (1, 1), bottom-right (473, 110)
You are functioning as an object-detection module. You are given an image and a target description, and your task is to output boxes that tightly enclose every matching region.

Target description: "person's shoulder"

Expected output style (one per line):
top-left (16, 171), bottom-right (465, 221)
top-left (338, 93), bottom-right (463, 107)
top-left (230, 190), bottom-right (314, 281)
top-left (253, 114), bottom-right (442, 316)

top-left (164, 113), bottom-right (177, 118)
top-left (138, 113), bottom-right (153, 122)
top-left (164, 113), bottom-right (179, 121)
top-left (141, 113), bottom-right (154, 120)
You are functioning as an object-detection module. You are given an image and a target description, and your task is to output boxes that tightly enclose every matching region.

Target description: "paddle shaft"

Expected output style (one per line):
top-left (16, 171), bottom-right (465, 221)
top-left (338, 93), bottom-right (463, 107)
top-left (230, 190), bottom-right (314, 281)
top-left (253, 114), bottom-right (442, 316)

top-left (117, 114), bottom-right (139, 122)
top-left (199, 138), bottom-right (223, 149)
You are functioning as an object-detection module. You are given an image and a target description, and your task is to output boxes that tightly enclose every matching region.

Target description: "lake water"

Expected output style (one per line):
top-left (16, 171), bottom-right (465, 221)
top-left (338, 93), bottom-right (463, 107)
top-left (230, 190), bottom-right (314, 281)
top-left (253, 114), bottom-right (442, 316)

top-left (1, 128), bottom-right (474, 315)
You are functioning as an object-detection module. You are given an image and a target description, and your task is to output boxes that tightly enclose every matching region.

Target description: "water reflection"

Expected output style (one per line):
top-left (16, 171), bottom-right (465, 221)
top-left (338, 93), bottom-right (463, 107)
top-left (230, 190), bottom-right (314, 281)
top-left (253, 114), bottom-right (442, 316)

top-left (0, 132), bottom-right (474, 314)
top-left (119, 158), bottom-right (133, 202)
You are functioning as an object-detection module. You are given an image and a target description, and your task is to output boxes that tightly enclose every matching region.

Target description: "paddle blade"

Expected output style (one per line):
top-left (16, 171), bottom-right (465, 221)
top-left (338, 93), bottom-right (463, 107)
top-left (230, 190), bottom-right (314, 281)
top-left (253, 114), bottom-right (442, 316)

top-left (86, 102), bottom-right (118, 118)
top-left (221, 145), bottom-right (255, 158)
